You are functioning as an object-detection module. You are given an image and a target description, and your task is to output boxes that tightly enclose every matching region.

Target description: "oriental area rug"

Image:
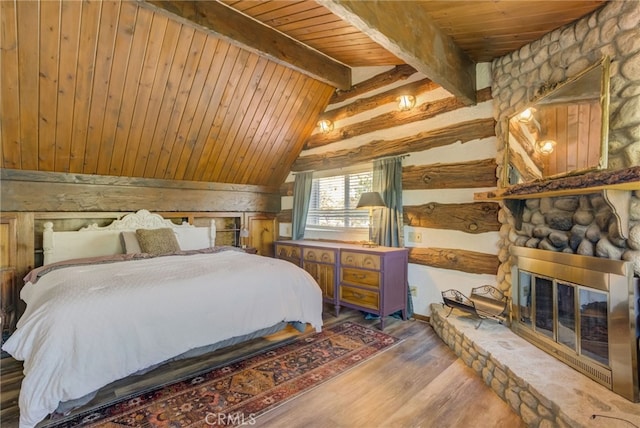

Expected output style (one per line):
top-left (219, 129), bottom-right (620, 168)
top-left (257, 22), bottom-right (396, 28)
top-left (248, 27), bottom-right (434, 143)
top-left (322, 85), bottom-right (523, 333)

top-left (50, 322), bottom-right (400, 427)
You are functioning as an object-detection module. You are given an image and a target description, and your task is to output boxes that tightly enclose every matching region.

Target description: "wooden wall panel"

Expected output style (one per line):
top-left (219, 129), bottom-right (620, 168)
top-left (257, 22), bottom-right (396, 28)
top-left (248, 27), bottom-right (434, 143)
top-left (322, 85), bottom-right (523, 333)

top-left (0, 1), bottom-right (20, 170)
top-left (0, 170), bottom-right (280, 213)
top-left (1, 0), bottom-right (333, 188)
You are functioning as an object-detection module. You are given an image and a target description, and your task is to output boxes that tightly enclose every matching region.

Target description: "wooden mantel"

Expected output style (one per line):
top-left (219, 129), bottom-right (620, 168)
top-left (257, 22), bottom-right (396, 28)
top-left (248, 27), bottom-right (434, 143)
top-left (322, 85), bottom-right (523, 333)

top-left (474, 166), bottom-right (640, 201)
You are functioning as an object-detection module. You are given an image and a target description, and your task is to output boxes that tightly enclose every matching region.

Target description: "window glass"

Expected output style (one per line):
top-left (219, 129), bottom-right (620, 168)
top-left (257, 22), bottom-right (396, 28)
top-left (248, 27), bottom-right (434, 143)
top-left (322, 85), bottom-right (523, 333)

top-left (306, 171), bottom-right (373, 229)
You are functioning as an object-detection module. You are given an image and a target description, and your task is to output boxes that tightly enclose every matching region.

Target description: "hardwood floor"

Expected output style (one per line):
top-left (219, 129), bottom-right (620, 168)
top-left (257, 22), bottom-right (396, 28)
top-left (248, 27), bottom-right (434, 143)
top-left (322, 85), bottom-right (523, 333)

top-left (0, 307), bottom-right (524, 427)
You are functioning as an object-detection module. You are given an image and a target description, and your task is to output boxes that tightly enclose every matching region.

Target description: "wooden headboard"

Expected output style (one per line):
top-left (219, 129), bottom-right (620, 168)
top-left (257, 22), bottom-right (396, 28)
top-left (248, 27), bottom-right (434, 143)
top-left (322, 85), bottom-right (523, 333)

top-left (42, 210), bottom-right (216, 265)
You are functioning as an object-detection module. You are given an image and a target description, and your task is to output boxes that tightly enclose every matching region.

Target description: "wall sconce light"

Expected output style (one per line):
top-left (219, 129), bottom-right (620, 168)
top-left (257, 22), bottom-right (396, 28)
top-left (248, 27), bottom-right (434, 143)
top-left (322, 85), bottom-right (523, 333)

top-left (517, 108), bottom-right (535, 123)
top-left (318, 119), bottom-right (333, 134)
top-left (536, 139), bottom-right (557, 155)
top-left (397, 95), bottom-right (416, 111)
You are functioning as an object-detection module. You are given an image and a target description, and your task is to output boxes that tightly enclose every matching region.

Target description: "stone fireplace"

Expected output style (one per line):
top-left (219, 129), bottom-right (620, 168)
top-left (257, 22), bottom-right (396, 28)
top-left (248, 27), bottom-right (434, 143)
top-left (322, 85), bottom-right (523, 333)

top-left (505, 189), bottom-right (640, 402)
top-left (511, 245), bottom-right (639, 401)
top-left (489, 0), bottom-right (640, 408)
top-left (431, 2), bottom-right (640, 424)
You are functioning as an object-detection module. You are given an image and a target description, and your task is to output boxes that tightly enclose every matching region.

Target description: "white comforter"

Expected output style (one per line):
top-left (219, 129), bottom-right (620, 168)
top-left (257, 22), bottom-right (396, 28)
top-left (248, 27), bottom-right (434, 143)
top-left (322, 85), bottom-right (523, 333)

top-left (2, 250), bottom-right (323, 428)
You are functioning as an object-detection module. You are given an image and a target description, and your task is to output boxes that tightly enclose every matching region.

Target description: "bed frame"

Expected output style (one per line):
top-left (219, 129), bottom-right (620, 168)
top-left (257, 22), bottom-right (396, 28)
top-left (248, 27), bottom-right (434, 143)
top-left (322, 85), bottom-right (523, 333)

top-left (42, 209), bottom-right (216, 265)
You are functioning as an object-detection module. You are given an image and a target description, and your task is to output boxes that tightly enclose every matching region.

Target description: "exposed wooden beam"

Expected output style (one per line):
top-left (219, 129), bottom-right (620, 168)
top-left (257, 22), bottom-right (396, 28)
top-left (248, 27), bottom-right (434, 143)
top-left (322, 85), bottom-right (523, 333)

top-left (142, 0), bottom-right (351, 90)
top-left (321, 0), bottom-right (476, 105)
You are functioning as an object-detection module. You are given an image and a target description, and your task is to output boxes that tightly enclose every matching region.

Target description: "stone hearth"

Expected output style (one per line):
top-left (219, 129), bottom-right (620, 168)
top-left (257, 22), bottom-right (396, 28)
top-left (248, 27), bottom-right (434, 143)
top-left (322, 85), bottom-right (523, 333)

top-left (430, 303), bottom-right (640, 428)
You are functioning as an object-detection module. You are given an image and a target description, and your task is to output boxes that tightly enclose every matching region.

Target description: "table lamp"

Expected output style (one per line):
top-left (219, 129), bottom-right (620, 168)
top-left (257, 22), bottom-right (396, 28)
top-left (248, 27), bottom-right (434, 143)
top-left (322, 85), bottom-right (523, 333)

top-left (356, 191), bottom-right (385, 247)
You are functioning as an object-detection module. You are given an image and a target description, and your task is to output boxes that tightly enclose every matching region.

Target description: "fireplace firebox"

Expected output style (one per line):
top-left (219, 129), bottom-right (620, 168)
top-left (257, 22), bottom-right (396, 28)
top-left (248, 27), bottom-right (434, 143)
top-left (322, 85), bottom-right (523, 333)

top-left (511, 246), bottom-right (639, 402)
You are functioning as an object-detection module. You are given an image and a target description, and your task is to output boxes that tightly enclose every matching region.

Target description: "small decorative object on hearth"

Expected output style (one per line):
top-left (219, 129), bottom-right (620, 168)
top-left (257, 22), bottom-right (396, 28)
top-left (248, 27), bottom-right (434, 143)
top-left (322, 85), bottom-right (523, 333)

top-left (441, 285), bottom-right (507, 329)
top-left (356, 191), bottom-right (386, 247)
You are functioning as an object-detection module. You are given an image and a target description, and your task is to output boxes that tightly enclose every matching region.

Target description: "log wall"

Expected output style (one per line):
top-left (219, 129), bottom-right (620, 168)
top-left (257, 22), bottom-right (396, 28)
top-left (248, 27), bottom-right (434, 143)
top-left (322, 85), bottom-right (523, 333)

top-left (280, 65), bottom-right (500, 316)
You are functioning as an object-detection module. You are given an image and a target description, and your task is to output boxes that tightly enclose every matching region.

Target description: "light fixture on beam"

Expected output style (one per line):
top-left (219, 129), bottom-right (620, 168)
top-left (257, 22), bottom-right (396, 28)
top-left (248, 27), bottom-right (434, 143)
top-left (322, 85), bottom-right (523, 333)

top-left (536, 139), bottom-right (557, 155)
top-left (397, 95), bottom-right (416, 111)
top-left (318, 119), bottom-right (333, 134)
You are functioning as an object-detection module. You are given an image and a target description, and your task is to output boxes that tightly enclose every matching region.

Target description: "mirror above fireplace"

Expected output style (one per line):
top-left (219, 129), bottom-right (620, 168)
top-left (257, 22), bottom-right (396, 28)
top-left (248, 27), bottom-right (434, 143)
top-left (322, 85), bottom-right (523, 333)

top-left (504, 56), bottom-right (611, 187)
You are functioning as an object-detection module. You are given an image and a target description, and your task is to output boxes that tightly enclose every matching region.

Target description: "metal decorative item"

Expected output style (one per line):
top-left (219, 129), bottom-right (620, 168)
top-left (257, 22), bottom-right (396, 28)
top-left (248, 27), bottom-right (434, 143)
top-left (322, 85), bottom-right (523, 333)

top-left (441, 285), bottom-right (508, 329)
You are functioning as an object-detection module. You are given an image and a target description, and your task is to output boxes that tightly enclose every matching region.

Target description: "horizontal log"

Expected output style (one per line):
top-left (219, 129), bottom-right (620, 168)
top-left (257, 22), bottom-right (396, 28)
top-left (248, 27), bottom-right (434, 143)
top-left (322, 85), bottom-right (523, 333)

top-left (305, 87), bottom-right (492, 150)
top-left (404, 202), bottom-right (500, 234)
top-left (293, 118), bottom-right (496, 172)
top-left (409, 247), bottom-right (499, 275)
top-left (330, 64), bottom-right (416, 104)
top-left (277, 209), bottom-right (292, 224)
top-left (280, 181), bottom-right (294, 197)
top-left (320, 78), bottom-right (439, 123)
top-left (0, 169), bottom-right (278, 193)
top-left (1, 170), bottom-right (280, 213)
top-left (403, 158), bottom-right (497, 190)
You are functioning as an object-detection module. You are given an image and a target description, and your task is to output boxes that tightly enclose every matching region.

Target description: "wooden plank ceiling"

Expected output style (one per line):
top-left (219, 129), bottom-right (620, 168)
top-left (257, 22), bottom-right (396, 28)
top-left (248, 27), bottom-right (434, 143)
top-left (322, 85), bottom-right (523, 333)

top-left (0, 0), bottom-right (605, 187)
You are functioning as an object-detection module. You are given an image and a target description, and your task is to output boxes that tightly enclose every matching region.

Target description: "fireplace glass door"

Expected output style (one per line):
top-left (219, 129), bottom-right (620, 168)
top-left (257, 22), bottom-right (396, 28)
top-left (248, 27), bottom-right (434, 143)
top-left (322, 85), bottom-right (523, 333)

top-left (534, 276), bottom-right (554, 339)
top-left (557, 282), bottom-right (576, 351)
top-left (579, 288), bottom-right (609, 366)
top-left (516, 270), bottom-right (610, 367)
top-left (518, 271), bottom-right (532, 327)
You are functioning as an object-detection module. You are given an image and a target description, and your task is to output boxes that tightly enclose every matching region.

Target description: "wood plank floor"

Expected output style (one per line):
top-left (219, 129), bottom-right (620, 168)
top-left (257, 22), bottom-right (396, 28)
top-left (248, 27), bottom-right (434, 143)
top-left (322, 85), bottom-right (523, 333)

top-left (0, 307), bottom-right (524, 427)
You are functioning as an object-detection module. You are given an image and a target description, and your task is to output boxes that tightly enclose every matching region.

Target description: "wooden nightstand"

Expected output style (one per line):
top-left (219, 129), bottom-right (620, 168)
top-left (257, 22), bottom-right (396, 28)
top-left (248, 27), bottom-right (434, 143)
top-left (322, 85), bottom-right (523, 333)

top-left (242, 247), bottom-right (258, 254)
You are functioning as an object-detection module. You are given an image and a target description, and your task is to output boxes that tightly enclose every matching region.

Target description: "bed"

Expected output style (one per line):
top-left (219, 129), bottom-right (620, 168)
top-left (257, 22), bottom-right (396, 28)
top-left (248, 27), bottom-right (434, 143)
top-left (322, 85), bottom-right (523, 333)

top-left (1, 210), bottom-right (323, 428)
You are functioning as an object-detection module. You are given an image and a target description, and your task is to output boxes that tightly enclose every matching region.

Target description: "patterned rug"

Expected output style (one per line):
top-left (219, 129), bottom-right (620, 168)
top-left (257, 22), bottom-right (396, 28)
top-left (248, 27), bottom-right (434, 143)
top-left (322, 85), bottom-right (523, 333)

top-left (49, 322), bottom-right (401, 427)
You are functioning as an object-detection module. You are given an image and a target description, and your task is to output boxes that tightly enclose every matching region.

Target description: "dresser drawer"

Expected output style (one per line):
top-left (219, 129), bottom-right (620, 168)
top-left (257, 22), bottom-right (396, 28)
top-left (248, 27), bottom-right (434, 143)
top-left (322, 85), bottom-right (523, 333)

top-left (340, 285), bottom-right (379, 311)
top-left (341, 251), bottom-right (381, 270)
top-left (341, 267), bottom-right (380, 289)
top-left (303, 247), bottom-right (336, 264)
top-left (275, 244), bottom-right (301, 260)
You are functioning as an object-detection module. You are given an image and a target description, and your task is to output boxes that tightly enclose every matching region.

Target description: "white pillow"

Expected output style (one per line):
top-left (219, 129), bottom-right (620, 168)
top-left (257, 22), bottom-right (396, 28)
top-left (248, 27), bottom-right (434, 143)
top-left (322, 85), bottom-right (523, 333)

top-left (120, 231), bottom-right (142, 254)
top-left (174, 227), bottom-right (213, 251)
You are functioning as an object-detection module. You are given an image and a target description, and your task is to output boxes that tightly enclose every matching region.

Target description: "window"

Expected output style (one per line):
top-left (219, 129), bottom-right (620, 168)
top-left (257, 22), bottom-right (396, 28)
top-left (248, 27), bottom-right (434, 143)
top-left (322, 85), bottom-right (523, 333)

top-left (306, 171), bottom-right (372, 229)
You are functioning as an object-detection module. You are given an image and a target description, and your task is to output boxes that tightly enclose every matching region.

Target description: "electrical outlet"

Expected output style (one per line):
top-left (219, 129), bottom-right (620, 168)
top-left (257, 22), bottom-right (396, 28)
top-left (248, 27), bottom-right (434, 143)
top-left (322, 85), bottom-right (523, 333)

top-left (414, 232), bottom-right (423, 243)
top-left (408, 231), bottom-right (416, 242)
top-left (410, 286), bottom-right (418, 297)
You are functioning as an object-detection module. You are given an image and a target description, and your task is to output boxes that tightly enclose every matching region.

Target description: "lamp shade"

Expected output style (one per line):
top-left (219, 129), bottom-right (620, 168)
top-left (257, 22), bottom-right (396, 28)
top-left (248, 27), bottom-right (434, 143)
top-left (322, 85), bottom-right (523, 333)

top-left (356, 192), bottom-right (386, 209)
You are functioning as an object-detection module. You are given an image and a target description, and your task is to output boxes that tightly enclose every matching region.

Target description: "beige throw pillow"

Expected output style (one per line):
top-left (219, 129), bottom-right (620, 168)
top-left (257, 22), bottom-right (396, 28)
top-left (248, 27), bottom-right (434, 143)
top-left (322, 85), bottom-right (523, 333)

top-left (135, 228), bottom-right (180, 256)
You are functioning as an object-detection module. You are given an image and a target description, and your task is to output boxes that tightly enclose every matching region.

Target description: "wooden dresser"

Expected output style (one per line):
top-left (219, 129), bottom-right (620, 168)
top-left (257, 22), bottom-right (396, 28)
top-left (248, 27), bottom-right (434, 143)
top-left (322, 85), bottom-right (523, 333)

top-left (274, 240), bottom-right (408, 329)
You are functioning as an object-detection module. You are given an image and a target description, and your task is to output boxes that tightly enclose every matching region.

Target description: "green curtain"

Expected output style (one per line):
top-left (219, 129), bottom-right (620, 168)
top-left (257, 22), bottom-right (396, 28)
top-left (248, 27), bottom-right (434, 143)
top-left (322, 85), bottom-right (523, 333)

top-left (373, 156), bottom-right (412, 318)
top-left (373, 157), bottom-right (404, 247)
top-left (291, 171), bottom-right (313, 240)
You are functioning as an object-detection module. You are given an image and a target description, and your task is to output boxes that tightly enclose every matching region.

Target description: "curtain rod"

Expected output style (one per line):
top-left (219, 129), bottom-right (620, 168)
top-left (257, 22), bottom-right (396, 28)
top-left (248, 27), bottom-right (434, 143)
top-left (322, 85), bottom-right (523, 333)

top-left (376, 154), bottom-right (410, 161)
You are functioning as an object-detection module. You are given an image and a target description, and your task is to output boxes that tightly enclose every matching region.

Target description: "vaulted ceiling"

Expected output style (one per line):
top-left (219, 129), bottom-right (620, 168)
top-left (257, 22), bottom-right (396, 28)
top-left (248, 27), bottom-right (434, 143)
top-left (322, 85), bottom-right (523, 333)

top-left (0, 0), bottom-right (605, 187)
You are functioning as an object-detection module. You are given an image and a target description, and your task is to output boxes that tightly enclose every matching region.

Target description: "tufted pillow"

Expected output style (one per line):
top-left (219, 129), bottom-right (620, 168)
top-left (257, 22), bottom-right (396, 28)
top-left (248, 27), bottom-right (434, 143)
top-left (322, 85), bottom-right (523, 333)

top-left (135, 228), bottom-right (181, 256)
